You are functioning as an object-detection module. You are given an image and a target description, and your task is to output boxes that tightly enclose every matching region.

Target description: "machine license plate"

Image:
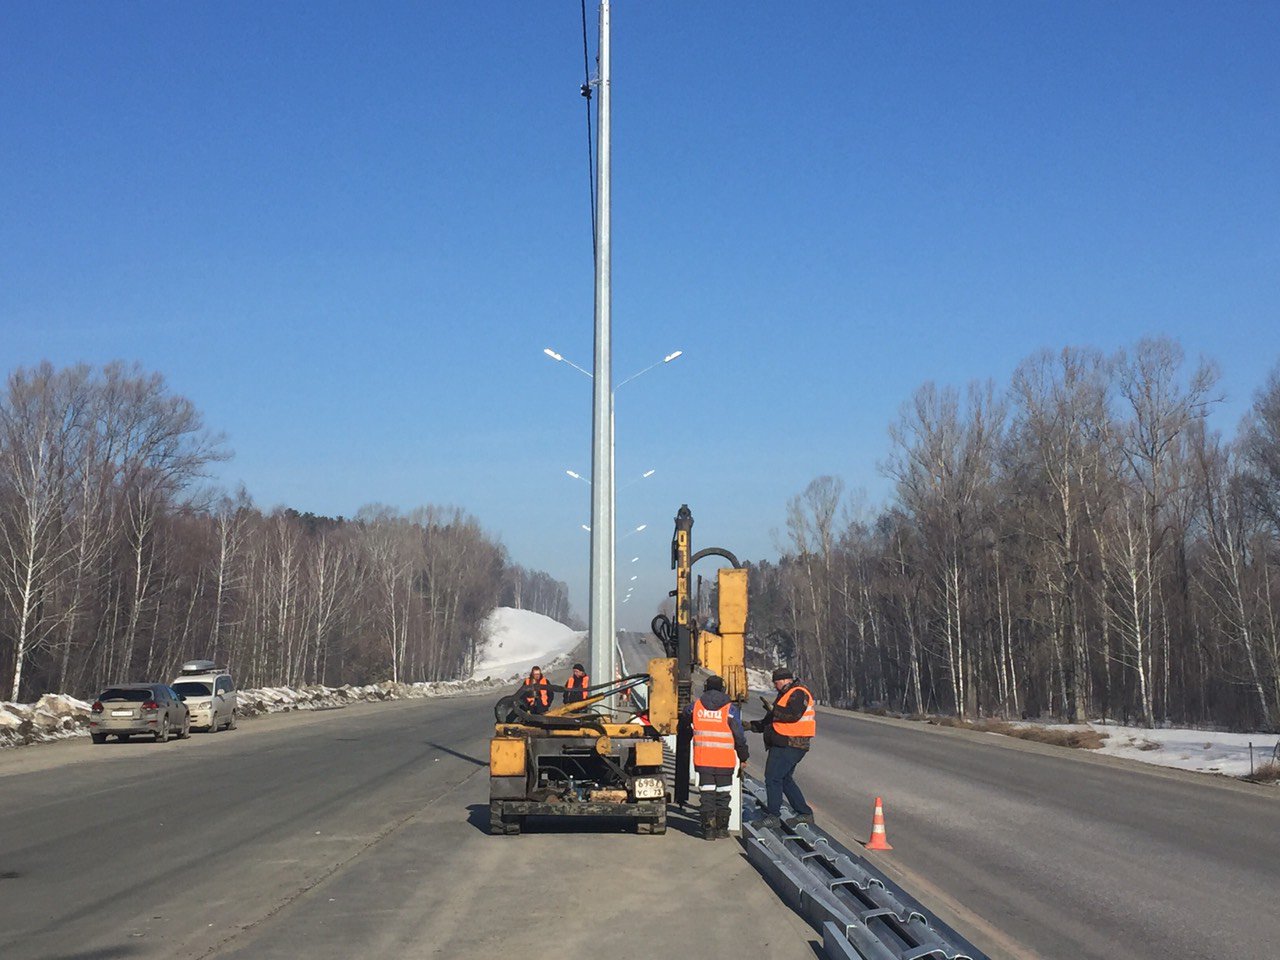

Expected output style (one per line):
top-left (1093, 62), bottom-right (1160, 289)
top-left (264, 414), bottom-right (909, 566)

top-left (633, 777), bottom-right (664, 799)
top-left (111, 710), bottom-right (132, 717)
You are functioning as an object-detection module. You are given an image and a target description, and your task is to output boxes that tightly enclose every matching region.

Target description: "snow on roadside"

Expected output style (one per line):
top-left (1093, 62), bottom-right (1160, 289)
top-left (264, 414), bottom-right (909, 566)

top-left (1082, 722), bottom-right (1277, 778)
top-left (979, 718), bottom-right (1279, 778)
top-left (0, 694), bottom-right (96, 748)
top-left (0, 677), bottom-right (512, 750)
top-left (1, 605), bottom-right (583, 751)
top-left (470, 606), bottom-right (583, 682)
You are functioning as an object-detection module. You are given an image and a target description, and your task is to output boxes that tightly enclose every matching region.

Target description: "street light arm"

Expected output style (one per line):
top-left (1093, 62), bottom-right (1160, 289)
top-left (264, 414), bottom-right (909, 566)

top-left (543, 347), bottom-right (594, 380)
top-left (618, 467), bottom-right (656, 491)
top-left (614, 349), bottom-right (683, 391)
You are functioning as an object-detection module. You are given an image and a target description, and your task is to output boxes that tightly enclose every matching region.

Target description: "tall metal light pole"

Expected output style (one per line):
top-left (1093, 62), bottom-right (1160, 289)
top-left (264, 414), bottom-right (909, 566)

top-left (588, 0), bottom-right (614, 691)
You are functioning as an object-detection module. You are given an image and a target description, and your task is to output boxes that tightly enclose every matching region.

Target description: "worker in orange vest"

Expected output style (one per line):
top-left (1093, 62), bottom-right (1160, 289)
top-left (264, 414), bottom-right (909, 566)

top-left (521, 665), bottom-right (551, 715)
top-left (563, 663), bottom-right (590, 704)
top-left (748, 667), bottom-right (815, 829)
top-left (683, 675), bottom-right (748, 840)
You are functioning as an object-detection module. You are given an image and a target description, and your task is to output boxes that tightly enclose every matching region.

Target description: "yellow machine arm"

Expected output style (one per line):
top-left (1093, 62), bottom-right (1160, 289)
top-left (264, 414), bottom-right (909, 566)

top-left (649, 505), bottom-right (748, 806)
top-left (659, 504), bottom-right (748, 702)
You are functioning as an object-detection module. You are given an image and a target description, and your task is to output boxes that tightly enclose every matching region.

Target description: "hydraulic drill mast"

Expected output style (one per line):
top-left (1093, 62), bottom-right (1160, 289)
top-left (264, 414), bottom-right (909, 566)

top-left (659, 505), bottom-right (747, 806)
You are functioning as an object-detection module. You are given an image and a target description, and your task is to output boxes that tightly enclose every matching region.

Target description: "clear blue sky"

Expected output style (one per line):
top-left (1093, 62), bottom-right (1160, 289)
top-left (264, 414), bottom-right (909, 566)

top-left (3, 2), bottom-right (1277, 628)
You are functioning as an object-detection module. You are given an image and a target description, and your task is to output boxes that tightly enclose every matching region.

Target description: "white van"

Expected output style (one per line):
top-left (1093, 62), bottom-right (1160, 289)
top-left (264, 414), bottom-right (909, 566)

top-left (172, 660), bottom-right (237, 733)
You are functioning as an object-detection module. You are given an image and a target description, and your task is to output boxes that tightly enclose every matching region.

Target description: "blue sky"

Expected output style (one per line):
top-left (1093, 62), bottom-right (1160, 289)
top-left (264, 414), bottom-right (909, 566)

top-left (2, 2), bottom-right (1277, 628)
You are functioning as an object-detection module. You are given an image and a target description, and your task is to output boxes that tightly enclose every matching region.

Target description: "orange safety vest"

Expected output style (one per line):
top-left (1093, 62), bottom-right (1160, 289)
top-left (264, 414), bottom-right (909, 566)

top-left (691, 697), bottom-right (738, 770)
top-left (771, 684), bottom-right (816, 738)
top-left (566, 674), bottom-right (590, 690)
top-left (522, 676), bottom-right (550, 708)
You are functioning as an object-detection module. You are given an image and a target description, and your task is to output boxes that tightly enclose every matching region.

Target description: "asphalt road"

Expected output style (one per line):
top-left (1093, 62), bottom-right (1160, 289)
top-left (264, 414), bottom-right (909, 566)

top-left (0, 691), bottom-right (817, 960)
top-left (617, 631), bottom-right (664, 682)
top-left (621, 633), bottom-right (1280, 958)
top-left (754, 707), bottom-right (1280, 960)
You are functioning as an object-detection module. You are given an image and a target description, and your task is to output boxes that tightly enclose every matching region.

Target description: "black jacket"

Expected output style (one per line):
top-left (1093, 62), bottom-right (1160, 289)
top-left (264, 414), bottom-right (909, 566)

top-left (753, 680), bottom-right (813, 751)
top-left (563, 674), bottom-right (589, 704)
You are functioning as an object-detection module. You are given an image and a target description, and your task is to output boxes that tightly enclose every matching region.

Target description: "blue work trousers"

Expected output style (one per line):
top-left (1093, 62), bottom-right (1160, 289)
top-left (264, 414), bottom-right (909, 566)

top-left (764, 745), bottom-right (812, 816)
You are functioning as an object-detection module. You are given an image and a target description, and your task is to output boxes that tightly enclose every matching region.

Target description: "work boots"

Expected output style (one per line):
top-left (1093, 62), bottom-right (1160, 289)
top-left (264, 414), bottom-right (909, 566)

top-left (701, 808), bottom-right (717, 841)
top-left (715, 811), bottom-right (731, 839)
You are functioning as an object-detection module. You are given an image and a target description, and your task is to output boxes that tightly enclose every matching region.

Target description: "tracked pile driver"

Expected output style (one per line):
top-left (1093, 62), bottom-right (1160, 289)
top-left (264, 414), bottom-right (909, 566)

top-left (487, 505), bottom-right (748, 834)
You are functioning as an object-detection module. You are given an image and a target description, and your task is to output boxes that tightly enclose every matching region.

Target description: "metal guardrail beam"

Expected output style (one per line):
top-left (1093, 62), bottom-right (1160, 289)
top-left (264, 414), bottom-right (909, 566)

top-left (740, 777), bottom-right (987, 960)
top-left (615, 638), bottom-right (648, 711)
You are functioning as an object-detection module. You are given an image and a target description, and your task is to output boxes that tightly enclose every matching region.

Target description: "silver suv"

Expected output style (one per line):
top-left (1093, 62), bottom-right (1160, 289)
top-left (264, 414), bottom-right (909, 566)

top-left (90, 684), bottom-right (190, 743)
top-left (171, 660), bottom-right (237, 733)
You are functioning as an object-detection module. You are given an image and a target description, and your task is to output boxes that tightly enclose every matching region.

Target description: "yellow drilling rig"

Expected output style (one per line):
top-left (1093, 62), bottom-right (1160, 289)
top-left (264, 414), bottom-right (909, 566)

top-left (487, 505), bottom-right (748, 834)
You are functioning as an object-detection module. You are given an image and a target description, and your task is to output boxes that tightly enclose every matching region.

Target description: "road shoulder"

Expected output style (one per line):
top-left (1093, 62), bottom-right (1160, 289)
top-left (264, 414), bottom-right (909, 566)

top-left (819, 705), bottom-right (1279, 797)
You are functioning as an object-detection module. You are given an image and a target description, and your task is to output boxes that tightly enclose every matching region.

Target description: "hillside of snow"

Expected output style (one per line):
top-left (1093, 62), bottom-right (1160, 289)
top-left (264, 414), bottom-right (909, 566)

top-left (470, 607), bottom-right (583, 682)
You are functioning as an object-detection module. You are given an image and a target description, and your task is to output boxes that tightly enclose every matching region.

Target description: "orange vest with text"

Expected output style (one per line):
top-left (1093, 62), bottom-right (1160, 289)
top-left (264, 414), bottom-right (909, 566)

top-left (691, 697), bottom-right (737, 769)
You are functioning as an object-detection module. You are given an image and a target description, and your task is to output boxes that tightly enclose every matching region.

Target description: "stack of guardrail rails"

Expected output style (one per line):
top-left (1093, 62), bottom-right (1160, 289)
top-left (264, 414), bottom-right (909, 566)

top-left (740, 778), bottom-right (987, 960)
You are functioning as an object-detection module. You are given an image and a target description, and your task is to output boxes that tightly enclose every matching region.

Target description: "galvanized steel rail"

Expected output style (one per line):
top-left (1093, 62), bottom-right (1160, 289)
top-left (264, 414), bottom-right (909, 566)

top-left (740, 778), bottom-right (988, 960)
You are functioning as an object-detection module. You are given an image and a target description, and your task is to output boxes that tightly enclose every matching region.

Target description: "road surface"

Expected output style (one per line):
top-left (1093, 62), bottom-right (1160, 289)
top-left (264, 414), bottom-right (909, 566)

top-left (753, 706), bottom-right (1280, 960)
top-left (0, 693), bottom-right (817, 960)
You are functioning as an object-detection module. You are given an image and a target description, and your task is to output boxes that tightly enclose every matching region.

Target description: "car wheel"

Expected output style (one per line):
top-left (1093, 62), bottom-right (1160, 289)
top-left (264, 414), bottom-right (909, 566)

top-left (155, 716), bottom-right (170, 743)
top-left (208, 716), bottom-right (219, 734)
top-left (91, 732), bottom-right (107, 744)
top-left (228, 710), bottom-right (237, 730)
top-left (179, 715), bottom-right (191, 739)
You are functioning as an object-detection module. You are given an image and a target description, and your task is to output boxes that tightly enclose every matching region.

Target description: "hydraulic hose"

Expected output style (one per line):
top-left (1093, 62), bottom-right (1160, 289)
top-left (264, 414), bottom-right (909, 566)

top-left (494, 673), bottom-right (651, 733)
top-left (651, 614), bottom-right (677, 657)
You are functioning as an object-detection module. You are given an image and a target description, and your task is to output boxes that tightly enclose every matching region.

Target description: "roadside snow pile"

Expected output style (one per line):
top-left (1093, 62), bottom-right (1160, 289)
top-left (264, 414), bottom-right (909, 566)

top-left (1090, 723), bottom-right (1279, 777)
top-left (0, 678), bottom-right (510, 750)
top-left (0, 694), bottom-right (95, 748)
top-left (896, 710), bottom-right (1280, 780)
top-left (470, 606), bottom-right (583, 681)
top-left (233, 677), bottom-right (509, 719)
top-left (998, 718), bottom-right (1280, 778)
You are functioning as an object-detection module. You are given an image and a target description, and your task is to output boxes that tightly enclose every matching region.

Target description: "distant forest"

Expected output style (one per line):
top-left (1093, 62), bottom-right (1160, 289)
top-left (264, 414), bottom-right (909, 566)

top-left (748, 338), bottom-right (1280, 731)
top-left (12, 340), bottom-right (1280, 733)
top-left (0, 361), bottom-right (573, 701)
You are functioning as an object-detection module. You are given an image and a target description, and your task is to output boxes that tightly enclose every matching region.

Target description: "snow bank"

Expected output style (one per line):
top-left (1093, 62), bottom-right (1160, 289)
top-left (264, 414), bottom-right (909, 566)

top-left (0, 606), bottom-right (581, 751)
top-left (470, 606), bottom-right (583, 681)
top-left (1082, 722), bottom-right (1278, 778)
top-left (987, 718), bottom-right (1280, 778)
top-left (0, 678), bottom-right (510, 750)
top-left (0, 694), bottom-right (96, 748)
top-left (232, 677), bottom-right (509, 719)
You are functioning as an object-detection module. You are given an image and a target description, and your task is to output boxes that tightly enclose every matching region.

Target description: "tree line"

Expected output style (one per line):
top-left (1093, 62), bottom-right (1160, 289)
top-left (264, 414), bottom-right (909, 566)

top-left (748, 338), bottom-right (1280, 731)
top-left (0, 361), bottom-right (572, 701)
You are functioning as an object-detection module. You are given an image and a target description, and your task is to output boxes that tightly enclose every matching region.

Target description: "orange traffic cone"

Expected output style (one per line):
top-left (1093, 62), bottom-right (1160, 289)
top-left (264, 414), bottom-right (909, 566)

top-left (866, 796), bottom-right (893, 851)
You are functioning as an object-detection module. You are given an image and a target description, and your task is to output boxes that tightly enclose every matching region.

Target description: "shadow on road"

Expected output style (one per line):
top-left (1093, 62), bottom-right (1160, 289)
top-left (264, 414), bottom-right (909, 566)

top-left (42, 946), bottom-right (143, 960)
top-left (426, 742), bottom-right (488, 766)
top-left (465, 802), bottom-right (490, 833)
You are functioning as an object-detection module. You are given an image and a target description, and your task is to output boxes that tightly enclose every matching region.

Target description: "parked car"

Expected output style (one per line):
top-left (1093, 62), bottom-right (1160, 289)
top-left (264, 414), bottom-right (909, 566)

top-left (89, 684), bottom-right (190, 743)
top-left (171, 660), bottom-right (237, 733)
